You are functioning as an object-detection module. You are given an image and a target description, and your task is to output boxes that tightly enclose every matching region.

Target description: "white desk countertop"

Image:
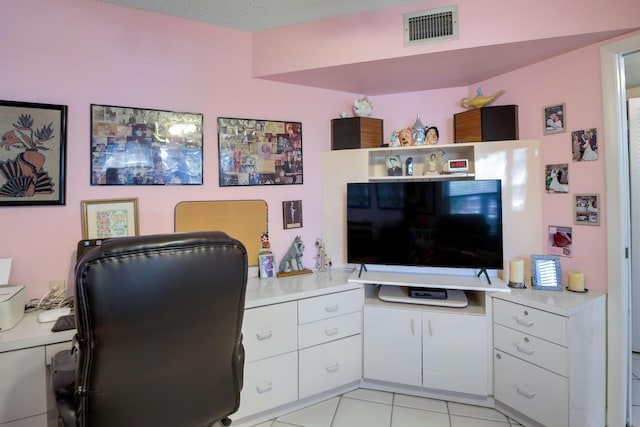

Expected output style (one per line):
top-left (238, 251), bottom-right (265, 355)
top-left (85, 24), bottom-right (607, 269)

top-left (0, 311), bottom-right (75, 353)
top-left (245, 269), bottom-right (360, 309)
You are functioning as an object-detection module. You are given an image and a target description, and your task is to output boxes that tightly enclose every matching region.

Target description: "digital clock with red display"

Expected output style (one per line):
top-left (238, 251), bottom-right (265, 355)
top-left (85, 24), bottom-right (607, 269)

top-left (446, 159), bottom-right (469, 173)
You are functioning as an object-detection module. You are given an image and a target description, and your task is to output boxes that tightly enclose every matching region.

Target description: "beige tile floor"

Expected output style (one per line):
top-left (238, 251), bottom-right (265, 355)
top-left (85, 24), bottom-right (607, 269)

top-left (245, 388), bottom-right (523, 427)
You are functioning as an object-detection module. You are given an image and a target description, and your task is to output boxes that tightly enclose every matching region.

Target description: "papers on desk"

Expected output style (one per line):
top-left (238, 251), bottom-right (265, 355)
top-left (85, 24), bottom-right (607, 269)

top-left (0, 258), bottom-right (11, 285)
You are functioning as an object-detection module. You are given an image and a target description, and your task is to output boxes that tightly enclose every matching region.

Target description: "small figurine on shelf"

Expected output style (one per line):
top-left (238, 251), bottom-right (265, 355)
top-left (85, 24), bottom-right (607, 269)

top-left (460, 87), bottom-right (505, 109)
top-left (389, 130), bottom-right (401, 147)
top-left (314, 238), bottom-right (332, 272)
top-left (412, 114), bottom-right (426, 145)
top-left (397, 128), bottom-right (414, 147)
top-left (353, 97), bottom-right (373, 117)
top-left (278, 236), bottom-right (313, 277)
top-left (259, 232), bottom-right (271, 254)
top-left (425, 126), bottom-right (439, 145)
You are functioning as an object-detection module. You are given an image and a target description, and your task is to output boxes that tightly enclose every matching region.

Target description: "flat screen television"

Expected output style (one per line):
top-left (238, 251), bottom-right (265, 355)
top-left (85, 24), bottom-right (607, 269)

top-left (346, 179), bottom-right (503, 271)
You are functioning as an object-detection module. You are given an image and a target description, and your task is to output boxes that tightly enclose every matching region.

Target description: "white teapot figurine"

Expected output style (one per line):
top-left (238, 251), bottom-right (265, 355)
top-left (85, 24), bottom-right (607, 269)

top-left (353, 97), bottom-right (373, 117)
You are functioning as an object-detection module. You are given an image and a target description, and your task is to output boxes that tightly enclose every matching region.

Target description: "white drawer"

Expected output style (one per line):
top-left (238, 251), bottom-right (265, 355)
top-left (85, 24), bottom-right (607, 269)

top-left (494, 350), bottom-right (568, 427)
top-left (298, 288), bottom-right (363, 324)
top-left (233, 351), bottom-right (298, 420)
top-left (493, 299), bottom-right (566, 345)
top-left (243, 301), bottom-right (297, 363)
top-left (493, 323), bottom-right (567, 376)
top-left (299, 335), bottom-right (362, 399)
top-left (298, 311), bottom-right (362, 349)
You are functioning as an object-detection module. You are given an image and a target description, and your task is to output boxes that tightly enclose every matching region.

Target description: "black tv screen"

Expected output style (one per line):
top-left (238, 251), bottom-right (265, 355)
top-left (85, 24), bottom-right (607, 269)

top-left (346, 180), bottom-right (503, 270)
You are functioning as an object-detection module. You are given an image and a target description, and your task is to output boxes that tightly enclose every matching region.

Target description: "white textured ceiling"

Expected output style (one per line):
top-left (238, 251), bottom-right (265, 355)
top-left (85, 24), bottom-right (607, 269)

top-left (99, 0), bottom-right (425, 32)
top-left (100, 0), bottom-right (640, 92)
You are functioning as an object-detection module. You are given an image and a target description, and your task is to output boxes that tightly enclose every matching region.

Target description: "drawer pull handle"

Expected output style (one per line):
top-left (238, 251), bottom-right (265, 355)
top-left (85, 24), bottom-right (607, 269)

top-left (256, 382), bottom-right (273, 394)
top-left (516, 385), bottom-right (536, 399)
top-left (515, 316), bottom-right (535, 327)
top-left (325, 363), bottom-right (340, 373)
top-left (325, 304), bottom-right (340, 313)
top-left (256, 330), bottom-right (273, 340)
top-left (516, 343), bottom-right (536, 355)
top-left (325, 328), bottom-right (339, 336)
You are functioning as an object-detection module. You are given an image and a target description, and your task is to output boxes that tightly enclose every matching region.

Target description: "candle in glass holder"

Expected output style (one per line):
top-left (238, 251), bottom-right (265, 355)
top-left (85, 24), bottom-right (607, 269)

top-left (568, 271), bottom-right (585, 292)
top-left (509, 259), bottom-right (525, 287)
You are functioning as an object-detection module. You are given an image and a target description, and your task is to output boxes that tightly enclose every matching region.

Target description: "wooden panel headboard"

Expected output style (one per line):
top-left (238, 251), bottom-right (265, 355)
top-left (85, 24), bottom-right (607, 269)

top-left (175, 200), bottom-right (267, 266)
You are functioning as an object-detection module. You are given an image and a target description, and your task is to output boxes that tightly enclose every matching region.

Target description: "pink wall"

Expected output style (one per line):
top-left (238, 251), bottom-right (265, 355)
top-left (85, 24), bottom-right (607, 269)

top-left (0, 0), bottom-right (355, 299)
top-left (1, 0), bottom-right (636, 299)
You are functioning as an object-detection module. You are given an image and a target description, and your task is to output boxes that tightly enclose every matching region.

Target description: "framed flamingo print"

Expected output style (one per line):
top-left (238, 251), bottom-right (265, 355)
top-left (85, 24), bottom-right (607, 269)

top-left (0, 100), bottom-right (67, 206)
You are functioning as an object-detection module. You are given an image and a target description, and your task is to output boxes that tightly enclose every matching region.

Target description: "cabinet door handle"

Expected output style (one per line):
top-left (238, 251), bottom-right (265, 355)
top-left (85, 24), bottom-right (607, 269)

top-left (256, 382), bottom-right (273, 393)
top-left (516, 342), bottom-right (536, 355)
top-left (410, 318), bottom-right (415, 335)
top-left (325, 304), bottom-right (339, 313)
top-left (516, 385), bottom-right (536, 399)
top-left (325, 363), bottom-right (340, 373)
top-left (256, 330), bottom-right (273, 340)
top-left (515, 315), bottom-right (535, 327)
top-left (324, 327), bottom-right (339, 336)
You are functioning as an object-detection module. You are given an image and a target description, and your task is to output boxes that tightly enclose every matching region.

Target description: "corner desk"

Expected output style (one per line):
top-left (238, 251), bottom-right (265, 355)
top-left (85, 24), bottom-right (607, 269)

top-left (0, 270), bottom-right (606, 427)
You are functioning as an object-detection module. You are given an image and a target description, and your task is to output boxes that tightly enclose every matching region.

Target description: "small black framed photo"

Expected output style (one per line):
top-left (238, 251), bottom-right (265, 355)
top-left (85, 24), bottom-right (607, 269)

top-left (543, 103), bottom-right (566, 135)
top-left (283, 200), bottom-right (302, 229)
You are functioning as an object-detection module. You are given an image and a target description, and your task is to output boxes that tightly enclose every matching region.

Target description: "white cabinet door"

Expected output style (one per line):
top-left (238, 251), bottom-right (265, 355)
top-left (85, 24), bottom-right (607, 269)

top-left (423, 311), bottom-right (488, 396)
top-left (363, 306), bottom-right (421, 387)
top-left (0, 347), bottom-right (46, 425)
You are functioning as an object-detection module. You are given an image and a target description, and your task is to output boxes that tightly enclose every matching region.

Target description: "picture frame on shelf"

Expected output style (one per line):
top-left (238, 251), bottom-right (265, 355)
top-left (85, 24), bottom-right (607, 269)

top-left (543, 103), bottom-right (566, 135)
top-left (90, 104), bottom-right (203, 185)
top-left (386, 155), bottom-right (402, 176)
top-left (283, 200), bottom-right (302, 229)
top-left (81, 198), bottom-right (139, 239)
top-left (530, 254), bottom-right (563, 291)
top-left (423, 150), bottom-right (442, 175)
top-left (0, 100), bottom-right (67, 206)
top-left (259, 253), bottom-right (275, 278)
top-left (218, 117), bottom-right (303, 186)
top-left (574, 193), bottom-right (600, 225)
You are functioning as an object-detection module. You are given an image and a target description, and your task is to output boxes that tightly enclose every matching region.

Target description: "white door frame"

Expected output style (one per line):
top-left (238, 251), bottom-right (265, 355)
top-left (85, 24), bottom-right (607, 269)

top-left (601, 33), bottom-right (640, 427)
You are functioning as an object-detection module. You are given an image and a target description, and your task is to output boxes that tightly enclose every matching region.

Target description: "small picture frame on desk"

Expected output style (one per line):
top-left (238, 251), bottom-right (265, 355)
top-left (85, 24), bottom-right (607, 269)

top-left (259, 253), bottom-right (275, 278)
top-left (530, 255), bottom-right (563, 291)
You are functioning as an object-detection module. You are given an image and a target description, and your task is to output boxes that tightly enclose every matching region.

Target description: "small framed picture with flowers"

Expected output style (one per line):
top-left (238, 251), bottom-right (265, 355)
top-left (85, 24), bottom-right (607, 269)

top-left (0, 100), bottom-right (67, 206)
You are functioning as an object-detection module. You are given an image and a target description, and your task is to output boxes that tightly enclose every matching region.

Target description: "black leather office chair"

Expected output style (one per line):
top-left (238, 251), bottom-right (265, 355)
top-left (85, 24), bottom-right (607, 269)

top-left (52, 231), bottom-right (248, 427)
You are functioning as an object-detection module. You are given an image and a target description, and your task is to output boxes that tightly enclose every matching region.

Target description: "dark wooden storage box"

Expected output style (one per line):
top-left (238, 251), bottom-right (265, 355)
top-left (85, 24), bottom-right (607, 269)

top-left (454, 105), bottom-right (518, 143)
top-left (331, 117), bottom-right (383, 150)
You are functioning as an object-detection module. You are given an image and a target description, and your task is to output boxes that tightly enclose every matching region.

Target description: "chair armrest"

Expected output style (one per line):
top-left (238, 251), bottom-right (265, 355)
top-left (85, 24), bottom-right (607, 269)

top-left (52, 349), bottom-right (76, 397)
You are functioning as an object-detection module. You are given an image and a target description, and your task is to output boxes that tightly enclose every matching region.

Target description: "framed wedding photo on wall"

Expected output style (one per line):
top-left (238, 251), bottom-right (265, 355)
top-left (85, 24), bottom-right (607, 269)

top-left (543, 103), bottom-right (566, 135)
top-left (0, 100), bottom-right (67, 206)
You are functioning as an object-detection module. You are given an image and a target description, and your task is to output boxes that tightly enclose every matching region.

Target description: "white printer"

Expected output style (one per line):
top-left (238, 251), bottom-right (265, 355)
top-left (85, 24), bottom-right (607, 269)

top-left (0, 258), bottom-right (25, 331)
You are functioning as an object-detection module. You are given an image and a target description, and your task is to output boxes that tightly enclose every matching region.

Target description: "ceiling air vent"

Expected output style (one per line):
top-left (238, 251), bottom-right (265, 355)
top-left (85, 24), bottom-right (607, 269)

top-left (404, 6), bottom-right (458, 47)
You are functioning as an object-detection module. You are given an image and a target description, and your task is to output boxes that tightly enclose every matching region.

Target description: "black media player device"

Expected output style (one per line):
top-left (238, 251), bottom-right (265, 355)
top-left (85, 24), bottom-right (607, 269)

top-left (405, 157), bottom-right (413, 176)
top-left (408, 287), bottom-right (448, 299)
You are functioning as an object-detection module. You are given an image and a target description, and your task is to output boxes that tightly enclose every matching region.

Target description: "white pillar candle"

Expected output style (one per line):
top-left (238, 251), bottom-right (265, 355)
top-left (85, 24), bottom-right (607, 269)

top-left (509, 259), bottom-right (524, 283)
top-left (568, 271), bottom-right (585, 292)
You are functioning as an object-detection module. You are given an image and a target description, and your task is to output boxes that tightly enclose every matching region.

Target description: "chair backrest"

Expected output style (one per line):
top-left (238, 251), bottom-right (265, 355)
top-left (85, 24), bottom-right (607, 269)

top-left (73, 231), bottom-right (248, 427)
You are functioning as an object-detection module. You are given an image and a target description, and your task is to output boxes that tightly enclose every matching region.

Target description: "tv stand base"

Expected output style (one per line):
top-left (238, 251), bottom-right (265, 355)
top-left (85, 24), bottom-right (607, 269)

top-left (378, 285), bottom-right (468, 307)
